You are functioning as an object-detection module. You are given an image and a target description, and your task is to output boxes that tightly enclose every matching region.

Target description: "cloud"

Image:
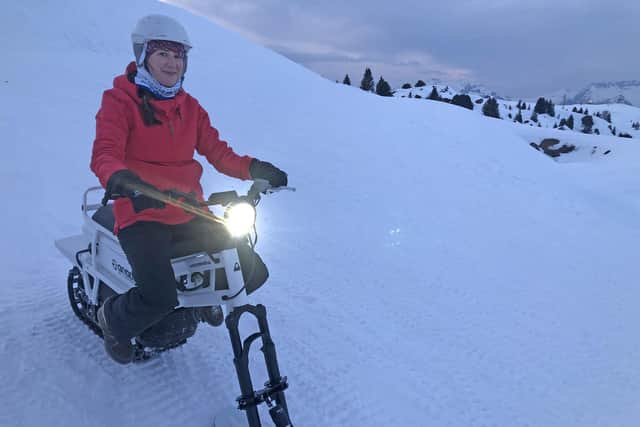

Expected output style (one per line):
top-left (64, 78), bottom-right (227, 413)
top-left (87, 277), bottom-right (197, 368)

top-left (170, 0), bottom-right (640, 96)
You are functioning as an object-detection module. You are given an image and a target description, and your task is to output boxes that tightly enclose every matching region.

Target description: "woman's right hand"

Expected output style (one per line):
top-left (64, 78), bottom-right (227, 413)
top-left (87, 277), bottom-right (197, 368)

top-left (103, 169), bottom-right (166, 212)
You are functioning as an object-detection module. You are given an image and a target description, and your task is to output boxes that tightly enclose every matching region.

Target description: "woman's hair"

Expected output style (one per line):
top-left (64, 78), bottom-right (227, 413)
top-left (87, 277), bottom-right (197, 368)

top-left (128, 70), bottom-right (162, 126)
top-left (139, 91), bottom-right (163, 126)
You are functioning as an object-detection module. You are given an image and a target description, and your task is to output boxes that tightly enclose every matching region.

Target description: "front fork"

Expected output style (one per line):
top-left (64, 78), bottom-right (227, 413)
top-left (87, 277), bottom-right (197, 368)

top-left (225, 304), bottom-right (293, 427)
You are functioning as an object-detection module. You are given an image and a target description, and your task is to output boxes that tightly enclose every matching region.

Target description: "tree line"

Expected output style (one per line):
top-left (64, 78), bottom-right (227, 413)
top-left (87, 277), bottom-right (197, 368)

top-left (340, 67), bottom-right (636, 138)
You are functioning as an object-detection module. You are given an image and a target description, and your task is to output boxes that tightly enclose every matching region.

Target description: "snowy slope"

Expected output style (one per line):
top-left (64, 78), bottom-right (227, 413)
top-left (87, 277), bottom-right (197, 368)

top-left (3, 1), bottom-right (640, 427)
top-left (394, 81), bottom-right (500, 103)
top-left (393, 83), bottom-right (640, 141)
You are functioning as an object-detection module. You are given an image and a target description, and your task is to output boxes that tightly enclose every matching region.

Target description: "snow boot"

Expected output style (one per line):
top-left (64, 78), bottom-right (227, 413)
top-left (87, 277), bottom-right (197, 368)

top-left (97, 297), bottom-right (135, 364)
top-left (195, 305), bottom-right (224, 327)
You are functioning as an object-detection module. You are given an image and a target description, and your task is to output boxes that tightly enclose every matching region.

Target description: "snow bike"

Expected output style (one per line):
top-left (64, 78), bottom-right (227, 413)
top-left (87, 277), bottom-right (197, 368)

top-left (55, 179), bottom-right (294, 427)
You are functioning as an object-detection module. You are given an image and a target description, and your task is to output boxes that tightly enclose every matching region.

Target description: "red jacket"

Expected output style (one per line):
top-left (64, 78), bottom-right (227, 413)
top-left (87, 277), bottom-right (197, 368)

top-left (91, 62), bottom-right (253, 233)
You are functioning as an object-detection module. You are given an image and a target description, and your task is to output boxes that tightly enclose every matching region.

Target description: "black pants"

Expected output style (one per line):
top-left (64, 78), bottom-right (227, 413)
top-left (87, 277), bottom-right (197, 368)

top-left (104, 218), bottom-right (266, 342)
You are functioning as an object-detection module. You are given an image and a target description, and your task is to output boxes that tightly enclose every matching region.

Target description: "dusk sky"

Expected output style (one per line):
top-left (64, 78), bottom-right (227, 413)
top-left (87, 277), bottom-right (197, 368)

top-left (172, 0), bottom-right (639, 98)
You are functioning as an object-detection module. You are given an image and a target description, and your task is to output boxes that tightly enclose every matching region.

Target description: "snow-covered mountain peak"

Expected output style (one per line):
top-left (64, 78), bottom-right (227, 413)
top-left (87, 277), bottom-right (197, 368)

top-left (546, 80), bottom-right (640, 106)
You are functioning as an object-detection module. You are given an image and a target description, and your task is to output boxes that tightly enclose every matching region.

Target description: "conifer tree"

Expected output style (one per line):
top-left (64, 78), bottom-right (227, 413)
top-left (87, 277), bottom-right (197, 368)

top-left (482, 97), bottom-right (501, 119)
top-left (375, 76), bottom-right (393, 97)
top-left (534, 97), bottom-right (547, 115)
top-left (415, 79), bottom-right (426, 87)
top-left (343, 74), bottom-right (351, 85)
top-left (581, 115), bottom-right (594, 133)
top-left (514, 110), bottom-right (523, 123)
top-left (360, 68), bottom-right (374, 92)
top-left (451, 94), bottom-right (473, 110)
top-left (427, 86), bottom-right (441, 101)
top-left (567, 114), bottom-right (574, 129)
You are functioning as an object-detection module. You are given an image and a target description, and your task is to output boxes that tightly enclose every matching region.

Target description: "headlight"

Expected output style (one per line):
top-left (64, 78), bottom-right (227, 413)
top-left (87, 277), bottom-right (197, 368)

top-left (191, 272), bottom-right (205, 288)
top-left (224, 202), bottom-right (256, 237)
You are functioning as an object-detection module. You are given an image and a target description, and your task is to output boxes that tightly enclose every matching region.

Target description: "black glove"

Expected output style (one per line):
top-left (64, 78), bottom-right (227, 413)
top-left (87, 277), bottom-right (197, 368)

top-left (249, 159), bottom-right (288, 188)
top-left (103, 169), bottom-right (165, 213)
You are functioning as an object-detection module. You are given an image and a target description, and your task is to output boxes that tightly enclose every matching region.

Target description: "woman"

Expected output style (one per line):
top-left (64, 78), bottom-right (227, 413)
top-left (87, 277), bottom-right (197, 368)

top-left (91, 14), bottom-right (287, 364)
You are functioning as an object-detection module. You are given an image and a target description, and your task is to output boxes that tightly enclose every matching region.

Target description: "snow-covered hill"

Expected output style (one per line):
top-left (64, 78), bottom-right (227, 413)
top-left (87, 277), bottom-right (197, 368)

top-left (392, 82), bottom-right (640, 141)
top-left (394, 80), bottom-right (504, 102)
top-left (3, 1), bottom-right (640, 426)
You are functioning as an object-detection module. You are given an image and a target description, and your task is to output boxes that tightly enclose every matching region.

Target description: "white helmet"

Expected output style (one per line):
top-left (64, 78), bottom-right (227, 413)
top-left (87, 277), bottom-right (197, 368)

top-left (131, 14), bottom-right (192, 65)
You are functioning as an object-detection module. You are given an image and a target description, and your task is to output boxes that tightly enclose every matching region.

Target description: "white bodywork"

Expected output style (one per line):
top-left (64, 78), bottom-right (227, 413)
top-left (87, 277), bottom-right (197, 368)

top-left (54, 187), bottom-right (249, 311)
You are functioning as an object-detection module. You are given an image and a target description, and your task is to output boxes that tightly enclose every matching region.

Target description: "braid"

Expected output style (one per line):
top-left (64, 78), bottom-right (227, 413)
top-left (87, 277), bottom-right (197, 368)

top-left (138, 89), bottom-right (162, 126)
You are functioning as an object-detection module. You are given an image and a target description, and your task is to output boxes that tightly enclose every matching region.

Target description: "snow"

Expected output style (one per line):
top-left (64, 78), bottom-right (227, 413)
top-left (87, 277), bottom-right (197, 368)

top-left (393, 84), bottom-right (640, 140)
top-left (2, 1), bottom-right (640, 426)
top-left (563, 81), bottom-right (640, 107)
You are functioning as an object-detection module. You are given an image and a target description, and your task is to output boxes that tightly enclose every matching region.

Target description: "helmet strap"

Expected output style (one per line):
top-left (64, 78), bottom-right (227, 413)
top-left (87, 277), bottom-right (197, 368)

top-left (137, 41), bottom-right (148, 67)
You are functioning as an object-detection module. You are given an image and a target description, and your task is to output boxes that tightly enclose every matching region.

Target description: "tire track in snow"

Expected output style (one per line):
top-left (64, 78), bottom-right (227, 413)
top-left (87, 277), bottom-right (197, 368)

top-left (0, 271), bottom-right (124, 426)
top-left (1, 265), bottom-right (291, 426)
top-left (261, 273), bottom-right (406, 427)
top-left (1, 254), bottom-right (449, 426)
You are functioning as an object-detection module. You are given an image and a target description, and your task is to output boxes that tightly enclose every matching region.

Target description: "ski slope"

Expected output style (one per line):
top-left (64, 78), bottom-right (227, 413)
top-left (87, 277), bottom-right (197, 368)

top-left (2, 1), bottom-right (640, 426)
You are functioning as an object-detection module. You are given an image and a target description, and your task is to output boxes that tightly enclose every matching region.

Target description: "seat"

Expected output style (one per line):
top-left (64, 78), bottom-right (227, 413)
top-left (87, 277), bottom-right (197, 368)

top-left (90, 204), bottom-right (227, 258)
top-left (92, 205), bottom-right (116, 233)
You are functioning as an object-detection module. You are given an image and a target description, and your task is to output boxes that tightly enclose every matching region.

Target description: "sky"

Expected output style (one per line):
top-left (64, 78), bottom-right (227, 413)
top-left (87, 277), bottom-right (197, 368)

top-left (170, 0), bottom-right (639, 98)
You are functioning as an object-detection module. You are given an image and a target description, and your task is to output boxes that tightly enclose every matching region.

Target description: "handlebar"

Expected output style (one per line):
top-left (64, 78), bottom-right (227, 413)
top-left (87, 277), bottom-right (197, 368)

top-left (106, 179), bottom-right (295, 210)
top-left (206, 179), bottom-right (296, 207)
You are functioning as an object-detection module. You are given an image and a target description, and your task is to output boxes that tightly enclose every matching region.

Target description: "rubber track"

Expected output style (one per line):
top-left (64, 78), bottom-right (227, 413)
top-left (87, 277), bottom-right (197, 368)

top-left (68, 268), bottom-right (185, 362)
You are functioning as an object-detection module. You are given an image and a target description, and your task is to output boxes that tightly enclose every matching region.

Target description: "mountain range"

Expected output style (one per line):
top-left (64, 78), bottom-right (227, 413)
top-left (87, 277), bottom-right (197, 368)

top-left (390, 79), bottom-right (640, 107)
top-left (547, 81), bottom-right (640, 106)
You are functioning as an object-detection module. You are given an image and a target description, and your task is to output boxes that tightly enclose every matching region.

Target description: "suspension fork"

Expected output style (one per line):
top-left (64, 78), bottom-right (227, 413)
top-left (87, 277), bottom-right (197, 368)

top-left (225, 304), bottom-right (292, 427)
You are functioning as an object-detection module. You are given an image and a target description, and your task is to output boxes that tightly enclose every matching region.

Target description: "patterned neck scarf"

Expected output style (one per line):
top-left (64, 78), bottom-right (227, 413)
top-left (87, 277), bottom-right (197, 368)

top-left (134, 66), bottom-right (182, 100)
